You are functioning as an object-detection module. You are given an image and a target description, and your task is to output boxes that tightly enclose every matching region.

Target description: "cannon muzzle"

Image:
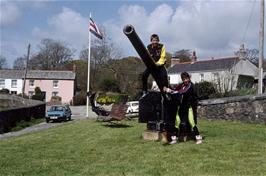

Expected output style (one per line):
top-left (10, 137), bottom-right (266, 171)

top-left (123, 25), bottom-right (157, 70)
top-left (123, 24), bottom-right (168, 93)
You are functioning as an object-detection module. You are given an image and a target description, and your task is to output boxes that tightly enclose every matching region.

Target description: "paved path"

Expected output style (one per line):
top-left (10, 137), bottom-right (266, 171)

top-left (0, 106), bottom-right (97, 141)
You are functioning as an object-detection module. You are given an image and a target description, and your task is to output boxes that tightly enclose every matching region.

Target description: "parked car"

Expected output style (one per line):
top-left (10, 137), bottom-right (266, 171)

top-left (126, 101), bottom-right (139, 114)
top-left (46, 105), bottom-right (72, 123)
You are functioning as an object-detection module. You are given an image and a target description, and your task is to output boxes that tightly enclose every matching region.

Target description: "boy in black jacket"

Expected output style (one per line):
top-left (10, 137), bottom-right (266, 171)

top-left (164, 72), bottom-right (202, 144)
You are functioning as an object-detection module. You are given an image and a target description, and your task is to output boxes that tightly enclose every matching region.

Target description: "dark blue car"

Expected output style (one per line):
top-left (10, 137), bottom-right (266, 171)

top-left (46, 105), bottom-right (72, 123)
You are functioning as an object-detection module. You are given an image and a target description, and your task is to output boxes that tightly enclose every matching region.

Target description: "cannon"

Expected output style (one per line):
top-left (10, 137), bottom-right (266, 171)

top-left (123, 25), bottom-right (193, 143)
top-left (123, 24), bottom-right (168, 94)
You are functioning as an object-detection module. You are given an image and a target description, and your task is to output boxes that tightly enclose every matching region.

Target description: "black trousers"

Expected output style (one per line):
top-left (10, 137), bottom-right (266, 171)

top-left (142, 66), bottom-right (168, 92)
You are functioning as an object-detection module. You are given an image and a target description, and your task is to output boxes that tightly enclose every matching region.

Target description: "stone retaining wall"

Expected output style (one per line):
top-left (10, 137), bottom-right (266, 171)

top-left (0, 95), bottom-right (46, 133)
top-left (198, 93), bottom-right (266, 124)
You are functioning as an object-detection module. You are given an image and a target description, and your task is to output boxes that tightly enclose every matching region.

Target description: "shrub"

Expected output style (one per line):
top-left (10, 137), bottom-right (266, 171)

top-left (32, 94), bottom-right (43, 101)
top-left (51, 96), bottom-right (62, 102)
top-left (237, 75), bottom-right (255, 89)
top-left (0, 88), bottom-right (10, 94)
top-left (72, 93), bottom-right (86, 106)
top-left (32, 87), bottom-right (43, 101)
top-left (35, 87), bottom-right (42, 95)
top-left (194, 81), bottom-right (216, 100)
top-left (96, 94), bottom-right (128, 105)
top-left (100, 79), bottom-right (121, 93)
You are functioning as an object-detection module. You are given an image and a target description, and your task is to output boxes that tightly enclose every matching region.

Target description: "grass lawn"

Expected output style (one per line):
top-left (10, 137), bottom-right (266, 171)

top-left (0, 119), bottom-right (265, 176)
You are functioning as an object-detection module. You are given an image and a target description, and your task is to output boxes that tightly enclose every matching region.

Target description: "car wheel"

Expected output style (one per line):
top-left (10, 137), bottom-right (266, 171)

top-left (46, 118), bottom-right (49, 123)
top-left (68, 116), bottom-right (71, 121)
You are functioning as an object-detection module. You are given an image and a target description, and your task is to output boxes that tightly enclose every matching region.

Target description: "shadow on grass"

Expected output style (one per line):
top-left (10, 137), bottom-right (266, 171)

top-left (101, 122), bottom-right (132, 128)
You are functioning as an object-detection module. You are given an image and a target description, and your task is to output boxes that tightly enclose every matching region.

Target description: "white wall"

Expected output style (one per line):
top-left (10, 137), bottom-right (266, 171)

top-left (169, 70), bottom-right (226, 84)
top-left (0, 79), bottom-right (23, 94)
top-left (234, 59), bottom-right (258, 77)
top-left (169, 70), bottom-right (237, 92)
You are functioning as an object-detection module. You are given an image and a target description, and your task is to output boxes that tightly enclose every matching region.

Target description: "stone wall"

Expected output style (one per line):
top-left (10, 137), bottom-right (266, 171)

top-left (198, 93), bottom-right (266, 124)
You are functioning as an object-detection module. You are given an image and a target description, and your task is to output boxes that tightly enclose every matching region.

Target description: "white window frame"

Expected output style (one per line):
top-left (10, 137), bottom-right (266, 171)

top-left (213, 73), bottom-right (218, 82)
top-left (200, 74), bottom-right (204, 82)
top-left (53, 80), bottom-right (59, 88)
top-left (11, 80), bottom-right (17, 88)
top-left (28, 91), bottom-right (34, 98)
top-left (0, 79), bottom-right (5, 87)
top-left (52, 91), bottom-right (59, 97)
top-left (29, 80), bottom-right (35, 87)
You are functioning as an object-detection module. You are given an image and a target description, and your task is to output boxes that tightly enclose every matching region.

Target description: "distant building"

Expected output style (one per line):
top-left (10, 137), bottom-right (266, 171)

top-left (168, 47), bottom-right (258, 92)
top-left (0, 70), bottom-right (76, 104)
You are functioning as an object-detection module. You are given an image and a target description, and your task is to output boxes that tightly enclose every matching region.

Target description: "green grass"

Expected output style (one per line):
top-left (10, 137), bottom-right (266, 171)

top-left (0, 119), bottom-right (265, 176)
top-left (10, 118), bottom-right (45, 132)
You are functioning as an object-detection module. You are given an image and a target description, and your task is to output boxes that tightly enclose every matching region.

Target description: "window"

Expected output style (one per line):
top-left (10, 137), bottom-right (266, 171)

top-left (0, 79), bottom-right (4, 87)
top-left (29, 80), bottom-right (35, 87)
top-left (28, 91), bottom-right (34, 98)
top-left (11, 80), bottom-right (17, 88)
top-left (213, 73), bottom-right (218, 81)
top-left (200, 74), bottom-right (204, 82)
top-left (11, 91), bottom-right (17, 94)
top-left (52, 91), bottom-right (58, 97)
top-left (53, 80), bottom-right (59, 88)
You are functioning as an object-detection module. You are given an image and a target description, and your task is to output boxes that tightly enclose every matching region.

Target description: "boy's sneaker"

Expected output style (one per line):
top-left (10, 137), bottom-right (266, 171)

top-left (195, 135), bottom-right (203, 144)
top-left (169, 136), bottom-right (178, 145)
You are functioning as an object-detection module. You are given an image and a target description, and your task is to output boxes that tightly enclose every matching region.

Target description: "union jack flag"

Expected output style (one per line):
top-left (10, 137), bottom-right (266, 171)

top-left (89, 18), bottom-right (103, 39)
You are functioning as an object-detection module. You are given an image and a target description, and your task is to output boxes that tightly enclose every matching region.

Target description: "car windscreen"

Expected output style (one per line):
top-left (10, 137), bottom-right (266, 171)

top-left (50, 106), bottom-right (64, 111)
top-left (132, 103), bottom-right (139, 106)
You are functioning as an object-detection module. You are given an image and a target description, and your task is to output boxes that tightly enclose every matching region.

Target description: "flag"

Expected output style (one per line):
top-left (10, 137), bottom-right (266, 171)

top-left (89, 17), bottom-right (103, 39)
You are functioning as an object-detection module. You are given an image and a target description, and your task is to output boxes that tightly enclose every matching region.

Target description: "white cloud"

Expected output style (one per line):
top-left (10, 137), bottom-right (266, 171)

top-left (0, 0), bottom-right (47, 27)
top-left (106, 1), bottom-right (261, 60)
top-left (0, 1), bottom-right (21, 27)
top-left (32, 7), bottom-right (88, 57)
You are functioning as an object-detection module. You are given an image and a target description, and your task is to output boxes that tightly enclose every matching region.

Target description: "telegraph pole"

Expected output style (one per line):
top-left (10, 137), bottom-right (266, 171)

top-left (22, 44), bottom-right (30, 98)
top-left (258, 0), bottom-right (264, 94)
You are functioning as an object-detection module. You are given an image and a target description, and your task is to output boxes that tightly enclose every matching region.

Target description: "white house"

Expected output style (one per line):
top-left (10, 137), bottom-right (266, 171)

top-left (168, 51), bottom-right (258, 92)
top-left (0, 70), bottom-right (23, 94)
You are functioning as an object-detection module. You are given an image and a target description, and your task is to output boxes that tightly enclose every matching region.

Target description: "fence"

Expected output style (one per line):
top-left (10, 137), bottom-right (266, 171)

top-left (0, 104), bottom-right (46, 133)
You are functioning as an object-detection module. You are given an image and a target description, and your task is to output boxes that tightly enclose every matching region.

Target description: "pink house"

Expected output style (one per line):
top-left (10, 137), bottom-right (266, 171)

top-left (24, 70), bottom-right (76, 104)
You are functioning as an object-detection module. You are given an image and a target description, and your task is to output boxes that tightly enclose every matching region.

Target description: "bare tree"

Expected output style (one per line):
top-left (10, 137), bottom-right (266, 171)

top-left (13, 56), bottom-right (27, 70)
top-left (235, 48), bottom-right (259, 65)
top-left (173, 49), bottom-right (191, 63)
top-left (29, 39), bottom-right (74, 70)
top-left (0, 55), bottom-right (8, 69)
top-left (79, 27), bottom-right (122, 90)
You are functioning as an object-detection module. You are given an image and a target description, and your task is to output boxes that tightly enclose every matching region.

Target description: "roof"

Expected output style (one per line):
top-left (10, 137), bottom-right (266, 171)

top-left (168, 57), bottom-right (240, 74)
top-left (0, 70), bottom-right (76, 80)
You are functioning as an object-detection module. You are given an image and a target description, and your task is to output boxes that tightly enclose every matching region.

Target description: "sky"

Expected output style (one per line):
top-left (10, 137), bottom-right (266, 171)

top-left (0, 0), bottom-right (265, 68)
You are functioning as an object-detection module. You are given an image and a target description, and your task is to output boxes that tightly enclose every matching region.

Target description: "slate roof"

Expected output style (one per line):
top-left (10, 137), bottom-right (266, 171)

top-left (0, 70), bottom-right (76, 80)
top-left (168, 57), bottom-right (240, 74)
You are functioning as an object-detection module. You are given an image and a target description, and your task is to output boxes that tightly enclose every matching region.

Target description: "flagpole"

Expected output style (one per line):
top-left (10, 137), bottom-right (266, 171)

top-left (86, 13), bottom-right (92, 118)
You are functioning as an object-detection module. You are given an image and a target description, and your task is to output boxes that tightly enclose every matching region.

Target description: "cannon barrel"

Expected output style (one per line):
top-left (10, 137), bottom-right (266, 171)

top-left (123, 24), bottom-right (167, 93)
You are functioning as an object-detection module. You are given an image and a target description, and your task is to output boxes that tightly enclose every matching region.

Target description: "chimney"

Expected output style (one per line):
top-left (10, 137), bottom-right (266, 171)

top-left (72, 64), bottom-right (77, 72)
top-left (171, 57), bottom-right (180, 67)
top-left (239, 44), bottom-right (246, 60)
top-left (191, 51), bottom-right (197, 62)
